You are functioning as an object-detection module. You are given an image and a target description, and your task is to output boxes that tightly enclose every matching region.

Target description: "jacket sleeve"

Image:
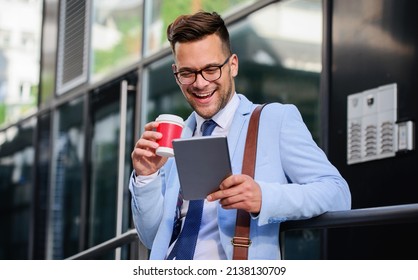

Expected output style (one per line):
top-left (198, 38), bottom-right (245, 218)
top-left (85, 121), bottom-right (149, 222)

top-left (129, 170), bottom-right (165, 248)
top-left (255, 104), bottom-right (351, 226)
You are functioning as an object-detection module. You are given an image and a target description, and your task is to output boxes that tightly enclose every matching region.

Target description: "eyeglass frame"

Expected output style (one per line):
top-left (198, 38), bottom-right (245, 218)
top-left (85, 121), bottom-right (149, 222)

top-left (173, 54), bottom-right (233, 85)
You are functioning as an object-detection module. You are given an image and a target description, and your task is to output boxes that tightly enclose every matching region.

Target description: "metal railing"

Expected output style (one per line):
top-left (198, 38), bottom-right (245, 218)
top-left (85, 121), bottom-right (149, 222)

top-left (66, 203), bottom-right (418, 260)
top-left (66, 228), bottom-right (140, 260)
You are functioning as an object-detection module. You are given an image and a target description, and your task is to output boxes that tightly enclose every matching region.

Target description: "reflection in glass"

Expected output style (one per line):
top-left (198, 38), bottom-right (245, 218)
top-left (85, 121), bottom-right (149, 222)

top-left (232, 0), bottom-right (322, 140)
top-left (122, 92), bottom-right (135, 238)
top-left (33, 113), bottom-right (51, 259)
top-left (144, 0), bottom-right (255, 56)
top-left (0, 1), bottom-right (42, 127)
top-left (144, 56), bottom-right (190, 123)
top-left (48, 98), bottom-right (84, 259)
top-left (89, 75), bottom-right (136, 259)
top-left (91, 0), bottom-right (143, 82)
top-left (0, 118), bottom-right (35, 259)
top-left (89, 88), bottom-right (120, 257)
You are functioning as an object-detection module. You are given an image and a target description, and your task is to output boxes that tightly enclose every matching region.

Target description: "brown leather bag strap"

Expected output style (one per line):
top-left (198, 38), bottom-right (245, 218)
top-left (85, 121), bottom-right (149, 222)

top-left (232, 104), bottom-right (266, 260)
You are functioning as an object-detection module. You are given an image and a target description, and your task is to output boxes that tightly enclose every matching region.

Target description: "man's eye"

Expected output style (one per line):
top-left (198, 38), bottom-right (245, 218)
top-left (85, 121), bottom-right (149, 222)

top-left (179, 72), bottom-right (194, 78)
top-left (203, 67), bottom-right (218, 74)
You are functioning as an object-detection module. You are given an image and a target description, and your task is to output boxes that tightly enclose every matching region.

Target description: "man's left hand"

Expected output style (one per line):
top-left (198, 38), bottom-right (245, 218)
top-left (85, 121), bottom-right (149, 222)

top-left (207, 174), bottom-right (262, 214)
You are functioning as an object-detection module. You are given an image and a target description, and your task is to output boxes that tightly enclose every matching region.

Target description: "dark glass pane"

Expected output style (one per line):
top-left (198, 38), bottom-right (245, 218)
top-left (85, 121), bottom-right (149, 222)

top-left (123, 93), bottom-right (135, 228)
top-left (88, 73), bottom-right (137, 260)
top-left (118, 91), bottom-right (136, 260)
top-left (0, 118), bottom-right (35, 259)
top-left (89, 85), bottom-right (120, 257)
top-left (32, 112), bottom-right (51, 259)
top-left (49, 97), bottom-right (84, 259)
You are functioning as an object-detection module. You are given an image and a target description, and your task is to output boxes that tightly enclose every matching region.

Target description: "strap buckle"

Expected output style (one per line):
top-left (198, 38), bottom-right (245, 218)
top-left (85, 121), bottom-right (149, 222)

top-left (231, 236), bottom-right (252, 248)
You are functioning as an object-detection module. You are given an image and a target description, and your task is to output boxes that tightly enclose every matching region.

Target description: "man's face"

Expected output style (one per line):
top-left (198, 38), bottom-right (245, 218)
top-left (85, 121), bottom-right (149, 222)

top-left (173, 34), bottom-right (238, 119)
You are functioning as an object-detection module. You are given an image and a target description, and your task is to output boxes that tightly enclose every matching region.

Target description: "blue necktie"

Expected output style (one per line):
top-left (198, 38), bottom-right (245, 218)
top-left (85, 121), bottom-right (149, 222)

top-left (167, 119), bottom-right (217, 260)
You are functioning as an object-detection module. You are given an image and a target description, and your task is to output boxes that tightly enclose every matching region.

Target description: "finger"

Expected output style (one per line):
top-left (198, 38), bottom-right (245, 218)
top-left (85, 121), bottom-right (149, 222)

top-left (207, 175), bottom-right (247, 201)
top-left (134, 137), bottom-right (159, 150)
top-left (131, 144), bottom-right (155, 158)
top-left (219, 174), bottom-right (246, 190)
top-left (207, 189), bottom-right (227, 202)
top-left (137, 131), bottom-right (162, 144)
top-left (220, 195), bottom-right (260, 213)
top-left (219, 194), bottom-right (243, 207)
top-left (207, 184), bottom-right (245, 203)
top-left (219, 178), bottom-right (262, 213)
top-left (220, 199), bottom-right (246, 210)
top-left (144, 121), bottom-right (160, 131)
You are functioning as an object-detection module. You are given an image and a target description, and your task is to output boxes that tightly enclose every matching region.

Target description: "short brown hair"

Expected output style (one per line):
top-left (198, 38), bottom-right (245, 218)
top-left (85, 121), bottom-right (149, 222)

top-left (167, 11), bottom-right (231, 55)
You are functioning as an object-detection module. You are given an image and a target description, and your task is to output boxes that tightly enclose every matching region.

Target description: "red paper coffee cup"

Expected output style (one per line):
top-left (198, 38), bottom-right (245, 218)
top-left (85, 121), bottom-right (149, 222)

top-left (155, 114), bottom-right (184, 157)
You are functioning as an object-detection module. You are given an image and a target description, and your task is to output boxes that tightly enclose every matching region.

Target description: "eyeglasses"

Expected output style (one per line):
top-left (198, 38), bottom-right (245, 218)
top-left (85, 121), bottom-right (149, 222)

top-left (174, 55), bottom-right (232, 85)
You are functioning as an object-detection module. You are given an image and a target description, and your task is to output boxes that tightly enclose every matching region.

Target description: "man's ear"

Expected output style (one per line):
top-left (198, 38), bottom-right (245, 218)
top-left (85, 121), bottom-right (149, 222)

top-left (230, 54), bottom-right (239, 77)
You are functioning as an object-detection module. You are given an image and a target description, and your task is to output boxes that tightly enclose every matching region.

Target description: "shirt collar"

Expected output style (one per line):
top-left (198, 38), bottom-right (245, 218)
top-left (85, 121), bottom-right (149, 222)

top-left (195, 93), bottom-right (239, 135)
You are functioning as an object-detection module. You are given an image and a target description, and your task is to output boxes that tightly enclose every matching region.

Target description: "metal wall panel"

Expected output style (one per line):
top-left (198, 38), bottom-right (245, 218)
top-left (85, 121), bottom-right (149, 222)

top-left (327, 0), bottom-right (418, 259)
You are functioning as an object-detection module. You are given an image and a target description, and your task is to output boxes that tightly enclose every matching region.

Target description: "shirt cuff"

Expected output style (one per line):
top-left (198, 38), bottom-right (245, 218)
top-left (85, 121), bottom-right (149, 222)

top-left (132, 171), bottom-right (158, 187)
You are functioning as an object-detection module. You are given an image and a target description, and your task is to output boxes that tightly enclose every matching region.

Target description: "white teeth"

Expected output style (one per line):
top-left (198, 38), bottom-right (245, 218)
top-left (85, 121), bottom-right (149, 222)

top-left (195, 92), bottom-right (212, 98)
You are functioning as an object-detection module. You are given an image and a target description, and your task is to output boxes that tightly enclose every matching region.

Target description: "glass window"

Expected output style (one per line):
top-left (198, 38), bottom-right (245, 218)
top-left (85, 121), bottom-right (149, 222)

top-left (32, 112), bottom-right (51, 260)
top-left (144, 0), bottom-right (255, 56)
top-left (143, 56), bottom-right (189, 123)
top-left (232, 0), bottom-right (322, 140)
top-left (0, 118), bottom-right (36, 259)
top-left (90, 0), bottom-right (143, 83)
top-left (122, 92), bottom-right (135, 232)
top-left (47, 98), bottom-right (84, 259)
top-left (88, 74), bottom-right (136, 259)
top-left (0, 0), bottom-right (42, 127)
top-left (88, 85), bottom-right (120, 257)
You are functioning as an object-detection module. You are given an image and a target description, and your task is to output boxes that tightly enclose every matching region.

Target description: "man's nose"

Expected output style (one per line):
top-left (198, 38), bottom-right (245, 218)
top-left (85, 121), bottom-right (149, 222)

top-left (193, 72), bottom-right (210, 87)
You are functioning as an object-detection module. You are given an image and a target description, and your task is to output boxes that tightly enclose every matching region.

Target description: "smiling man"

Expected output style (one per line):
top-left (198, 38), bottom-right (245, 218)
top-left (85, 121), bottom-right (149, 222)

top-left (129, 11), bottom-right (351, 260)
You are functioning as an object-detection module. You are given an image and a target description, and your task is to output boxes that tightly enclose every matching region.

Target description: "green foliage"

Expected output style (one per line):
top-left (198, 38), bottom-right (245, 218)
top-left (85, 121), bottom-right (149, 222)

top-left (92, 25), bottom-right (141, 74)
top-left (160, 0), bottom-right (240, 45)
top-left (0, 103), bottom-right (5, 125)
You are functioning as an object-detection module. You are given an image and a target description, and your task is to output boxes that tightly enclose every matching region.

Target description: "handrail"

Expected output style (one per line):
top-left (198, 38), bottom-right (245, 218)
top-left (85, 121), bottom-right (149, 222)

top-left (281, 203), bottom-right (418, 232)
top-left (66, 203), bottom-right (418, 260)
top-left (66, 228), bottom-right (139, 260)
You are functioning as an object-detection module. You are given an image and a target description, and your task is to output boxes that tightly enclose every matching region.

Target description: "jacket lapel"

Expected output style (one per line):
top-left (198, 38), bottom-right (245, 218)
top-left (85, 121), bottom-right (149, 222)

top-left (227, 94), bottom-right (254, 163)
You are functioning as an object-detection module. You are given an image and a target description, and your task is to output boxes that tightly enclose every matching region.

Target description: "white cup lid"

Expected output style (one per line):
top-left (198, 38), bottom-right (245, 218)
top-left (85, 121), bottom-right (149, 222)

top-left (156, 114), bottom-right (184, 126)
top-left (156, 146), bottom-right (174, 157)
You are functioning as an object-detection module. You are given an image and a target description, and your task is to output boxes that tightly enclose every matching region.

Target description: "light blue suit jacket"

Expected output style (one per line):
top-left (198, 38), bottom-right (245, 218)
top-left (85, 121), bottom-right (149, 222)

top-left (129, 94), bottom-right (351, 260)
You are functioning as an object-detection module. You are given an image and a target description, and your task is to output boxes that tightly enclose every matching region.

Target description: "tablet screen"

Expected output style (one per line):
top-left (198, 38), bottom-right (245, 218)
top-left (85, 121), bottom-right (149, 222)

top-left (172, 136), bottom-right (232, 200)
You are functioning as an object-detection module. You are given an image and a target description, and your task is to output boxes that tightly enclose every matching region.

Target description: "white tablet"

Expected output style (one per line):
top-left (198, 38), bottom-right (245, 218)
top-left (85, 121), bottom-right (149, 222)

top-left (172, 135), bottom-right (232, 200)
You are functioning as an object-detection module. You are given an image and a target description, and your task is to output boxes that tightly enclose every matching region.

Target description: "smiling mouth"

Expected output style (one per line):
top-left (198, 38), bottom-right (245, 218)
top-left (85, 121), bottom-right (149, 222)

top-left (193, 90), bottom-right (215, 99)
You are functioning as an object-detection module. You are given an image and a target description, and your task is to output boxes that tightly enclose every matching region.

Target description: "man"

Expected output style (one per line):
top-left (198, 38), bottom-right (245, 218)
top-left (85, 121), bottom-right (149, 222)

top-left (129, 11), bottom-right (351, 260)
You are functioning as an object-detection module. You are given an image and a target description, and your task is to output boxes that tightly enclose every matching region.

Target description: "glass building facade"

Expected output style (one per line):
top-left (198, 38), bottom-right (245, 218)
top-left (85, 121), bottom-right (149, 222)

top-left (0, 0), bottom-right (324, 259)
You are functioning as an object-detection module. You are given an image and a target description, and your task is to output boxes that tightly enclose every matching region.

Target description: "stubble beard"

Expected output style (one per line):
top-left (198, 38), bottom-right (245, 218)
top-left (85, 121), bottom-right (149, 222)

top-left (188, 78), bottom-right (234, 119)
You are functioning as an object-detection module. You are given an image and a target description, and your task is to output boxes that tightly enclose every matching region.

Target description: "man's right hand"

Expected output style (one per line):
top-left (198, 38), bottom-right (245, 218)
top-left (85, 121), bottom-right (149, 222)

top-left (131, 121), bottom-right (168, 176)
